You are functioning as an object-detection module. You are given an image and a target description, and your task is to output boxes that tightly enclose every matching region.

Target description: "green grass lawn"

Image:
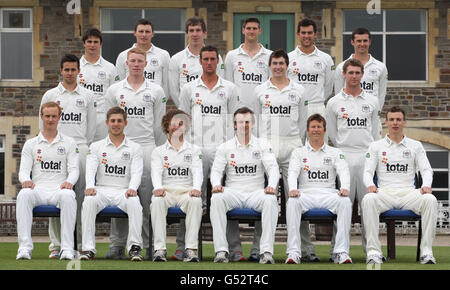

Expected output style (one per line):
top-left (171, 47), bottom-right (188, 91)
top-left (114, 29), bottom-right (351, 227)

top-left (1, 242), bottom-right (449, 270)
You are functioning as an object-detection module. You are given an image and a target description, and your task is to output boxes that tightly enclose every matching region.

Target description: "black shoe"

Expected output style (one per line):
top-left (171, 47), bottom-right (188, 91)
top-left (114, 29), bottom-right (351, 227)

top-left (129, 245), bottom-right (143, 262)
top-left (80, 251), bottom-right (95, 261)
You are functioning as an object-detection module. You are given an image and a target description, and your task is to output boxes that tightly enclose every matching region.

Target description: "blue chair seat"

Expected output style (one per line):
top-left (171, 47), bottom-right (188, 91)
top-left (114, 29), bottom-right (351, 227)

top-left (302, 208), bottom-right (336, 219)
top-left (167, 206), bottom-right (186, 217)
top-left (227, 208), bottom-right (261, 219)
top-left (98, 206), bottom-right (127, 216)
top-left (33, 205), bottom-right (60, 217)
top-left (380, 209), bottom-right (420, 219)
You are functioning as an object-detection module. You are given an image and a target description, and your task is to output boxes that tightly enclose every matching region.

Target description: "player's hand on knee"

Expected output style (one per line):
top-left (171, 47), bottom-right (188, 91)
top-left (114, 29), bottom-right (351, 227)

top-left (338, 188), bottom-right (350, 196)
top-left (288, 189), bottom-right (300, 198)
top-left (264, 186), bottom-right (276, 195)
top-left (420, 186), bottom-right (432, 194)
top-left (60, 182), bottom-right (74, 190)
top-left (153, 188), bottom-right (166, 197)
top-left (21, 180), bottom-right (35, 189)
top-left (85, 188), bottom-right (97, 196)
top-left (189, 189), bottom-right (202, 197)
top-left (125, 189), bottom-right (138, 198)
top-left (366, 185), bottom-right (378, 193)
top-left (212, 185), bottom-right (224, 193)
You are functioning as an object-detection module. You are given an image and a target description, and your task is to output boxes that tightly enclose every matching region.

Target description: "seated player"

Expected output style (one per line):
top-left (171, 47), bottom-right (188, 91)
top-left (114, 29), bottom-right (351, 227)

top-left (150, 109), bottom-right (203, 262)
top-left (209, 107), bottom-right (280, 264)
top-left (16, 101), bottom-right (79, 260)
top-left (80, 106), bottom-right (144, 261)
top-left (285, 114), bottom-right (352, 264)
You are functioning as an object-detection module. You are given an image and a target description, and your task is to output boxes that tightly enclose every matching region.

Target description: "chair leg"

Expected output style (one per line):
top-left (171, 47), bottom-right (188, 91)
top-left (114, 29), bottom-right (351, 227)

top-left (74, 223), bottom-right (78, 251)
top-left (387, 220), bottom-right (396, 259)
top-left (149, 219), bottom-right (153, 261)
top-left (416, 220), bottom-right (422, 262)
top-left (198, 223), bottom-right (203, 261)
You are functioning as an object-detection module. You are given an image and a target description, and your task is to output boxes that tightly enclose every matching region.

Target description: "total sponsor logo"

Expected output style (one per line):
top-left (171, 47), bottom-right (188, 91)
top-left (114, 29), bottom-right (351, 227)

top-left (200, 104), bottom-right (222, 115)
top-left (346, 116), bottom-right (368, 127)
top-left (167, 167), bottom-right (189, 176)
top-left (83, 82), bottom-right (104, 93)
top-left (144, 71), bottom-right (156, 80)
top-left (360, 81), bottom-right (374, 91)
top-left (61, 112), bottom-right (82, 122)
top-left (385, 163), bottom-right (409, 173)
top-left (40, 160), bottom-right (62, 171)
top-left (182, 70), bottom-right (199, 83)
top-left (307, 169), bottom-right (329, 181)
top-left (104, 164), bottom-right (127, 175)
top-left (241, 71), bottom-right (263, 83)
top-left (234, 164), bottom-right (257, 174)
top-left (122, 106), bottom-right (146, 117)
top-left (297, 72), bottom-right (319, 83)
top-left (269, 105), bottom-right (291, 115)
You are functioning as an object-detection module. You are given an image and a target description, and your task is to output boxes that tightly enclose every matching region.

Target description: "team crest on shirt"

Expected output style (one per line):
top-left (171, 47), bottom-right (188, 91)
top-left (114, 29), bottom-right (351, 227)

top-left (218, 91), bottom-right (226, 99)
top-left (289, 93), bottom-right (297, 103)
top-left (76, 99), bottom-right (85, 108)
top-left (121, 151), bottom-right (131, 160)
top-left (150, 58), bottom-right (159, 66)
top-left (184, 153), bottom-right (192, 163)
top-left (323, 157), bottom-right (332, 166)
top-left (143, 94), bottom-right (152, 102)
top-left (56, 146), bottom-right (66, 155)
top-left (314, 61), bottom-right (322, 69)
top-left (120, 101), bottom-right (126, 107)
top-left (252, 151), bottom-right (261, 160)
top-left (369, 69), bottom-right (378, 76)
top-left (256, 60), bottom-right (266, 68)
top-left (361, 104), bottom-right (371, 113)
top-left (97, 71), bottom-right (106, 80)
top-left (402, 150), bottom-right (411, 159)
top-left (164, 162), bottom-right (170, 168)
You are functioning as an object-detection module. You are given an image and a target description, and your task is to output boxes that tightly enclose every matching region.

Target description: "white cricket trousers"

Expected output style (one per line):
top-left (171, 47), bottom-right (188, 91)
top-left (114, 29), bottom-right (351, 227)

top-left (151, 187), bottom-right (202, 251)
top-left (110, 143), bottom-right (155, 249)
top-left (16, 187), bottom-right (76, 252)
top-left (362, 188), bottom-right (438, 257)
top-left (82, 187), bottom-right (143, 253)
top-left (286, 189), bottom-right (352, 256)
top-left (210, 188), bottom-right (279, 255)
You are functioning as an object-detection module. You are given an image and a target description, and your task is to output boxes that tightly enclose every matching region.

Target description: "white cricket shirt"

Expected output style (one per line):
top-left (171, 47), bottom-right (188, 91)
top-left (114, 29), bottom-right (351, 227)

top-left (224, 44), bottom-right (272, 111)
top-left (254, 79), bottom-right (308, 139)
top-left (288, 142), bottom-right (350, 192)
top-left (104, 79), bottom-right (167, 145)
top-left (40, 83), bottom-right (97, 145)
top-left (19, 132), bottom-right (79, 191)
top-left (168, 46), bottom-right (225, 107)
top-left (363, 135), bottom-right (433, 189)
top-left (78, 55), bottom-right (120, 113)
top-left (178, 77), bottom-right (241, 148)
top-left (287, 46), bottom-right (335, 104)
top-left (325, 89), bottom-right (381, 152)
top-left (115, 43), bottom-right (170, 96)
top-left (334, 54), bottom-right (388, 109)
top-left (210, 135), bottom-right (280, 192)
top-left (151, 140), bottom-right (203, 191)
top-left (85, 135), bottom-right (143, 191)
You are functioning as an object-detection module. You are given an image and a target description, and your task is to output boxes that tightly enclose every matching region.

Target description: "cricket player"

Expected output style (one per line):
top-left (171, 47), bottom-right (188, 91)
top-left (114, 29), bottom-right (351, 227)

top-left (362, 106), bottom-right (437, 265)
top-left (105, 47), bottom-right (167, 260)
top-left (224, 17), bottom-right (271, 112)
top-left (80, 106), bottom-right (144, 262)
top-left (286, 113), bottom-right (352, 264)
top-left (150, 109), bottom-right (203, 263)
top-left (40, 54), bottom-right (96, 258)
top-left (210, 107), bottom-right (280, 264)
top-left (79, 28), bottom-right (120, 142)
top-left (116, 18), bottom-right (170, 96)
top-left (325, 58), bottom-right (381, 254)
top-left (168, 16), bottom-right (225, 108)
top-left (287, 18), bottom-right (334, 117)
top-left (334, 28), bottom-right (388, 114)
top-left (16, 102), bottom-right (79, 260)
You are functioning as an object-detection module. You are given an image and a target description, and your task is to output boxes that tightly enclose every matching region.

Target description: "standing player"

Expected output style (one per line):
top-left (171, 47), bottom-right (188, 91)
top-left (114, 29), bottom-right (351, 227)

top-left (40, 54), bottom-right (96, 258)
top-left (210, 107), bottom-right (279, 264)
top-left (80, 106), bottom-right (144, 261)
top-left (169, 17), bottom-right (225, 107)
top-left (150, 109), bottom-right (203, 263)
top-left (105, 48), bottom-right (167, 260)
top-left (179, 45), bottom-right (241, 259)
top-left (286, 114), bottom-right (352, 264)
top-left (116, 18), bottom-right (170, 96)
top-left (16, 102), bottom-right (79, 260)
top-left (334, 28), bottom-right (388, 114)
top-left (325, 58), bottom-right (381, 254)
top-left (224, 17), bottom-right (271, 112)
top-left (362, 106), bottom-right (437, 265)
top-left (79, 28), bottom-right (120, 142)
top-left (287, 18), bottom-right (334, 117)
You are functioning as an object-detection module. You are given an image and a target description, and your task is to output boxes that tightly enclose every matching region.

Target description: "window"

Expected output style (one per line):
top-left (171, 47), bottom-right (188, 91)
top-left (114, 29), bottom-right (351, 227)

top-left (343, 10), bottom-right (427, 81)
top-left (100, 8), bottom-right (186, 63)
top-left (0, 8), bottom-right (33, 80)
top-left (423, 143), bottom-right (449, 202)
top-left (0, 136), bottom-right (4, 195)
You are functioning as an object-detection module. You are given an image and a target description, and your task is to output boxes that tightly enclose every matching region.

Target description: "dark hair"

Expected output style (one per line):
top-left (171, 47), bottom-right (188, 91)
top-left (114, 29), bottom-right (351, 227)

top-left (297, 18), bottom-right (317, 33)
top-left (134, 18), bottom-right (154, 32)
top-left (200, 45), bottom-right (219, 59)
top-left (233, 106), bottom-right (255, 123)
top-left (343, 58), bottom-right (364, 73)
top-left (161, 109), bottom-right (191, 135)
top-left (186, 16), bottom-right (206, 33)
top-left (107, 106), bottom-right (127, 121)
top-left (386, 106), bottom-right (406, 120)
top-left (242, 17), bottom-right (260, 28)
top-left (60, 54), bottom-right (80, 69)
top-left (82, 28), bottom-right (102, 43)
top-left (307, 113), bottom-right (326, 131)
top-left (269, 49), bottom-right (289, 67)
top-left (351, 27), bottom-right (371, 40)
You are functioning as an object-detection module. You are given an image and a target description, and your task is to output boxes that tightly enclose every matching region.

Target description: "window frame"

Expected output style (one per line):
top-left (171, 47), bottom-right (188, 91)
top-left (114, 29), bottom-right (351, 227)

top-left (423, 142), bottom-right (450, 202)
top-left (342, 9), bottom-right (428, 84)
top-left (0, 7), bottom-right (33, 81)
top-left (0, 135), bottom-right (4, 195)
